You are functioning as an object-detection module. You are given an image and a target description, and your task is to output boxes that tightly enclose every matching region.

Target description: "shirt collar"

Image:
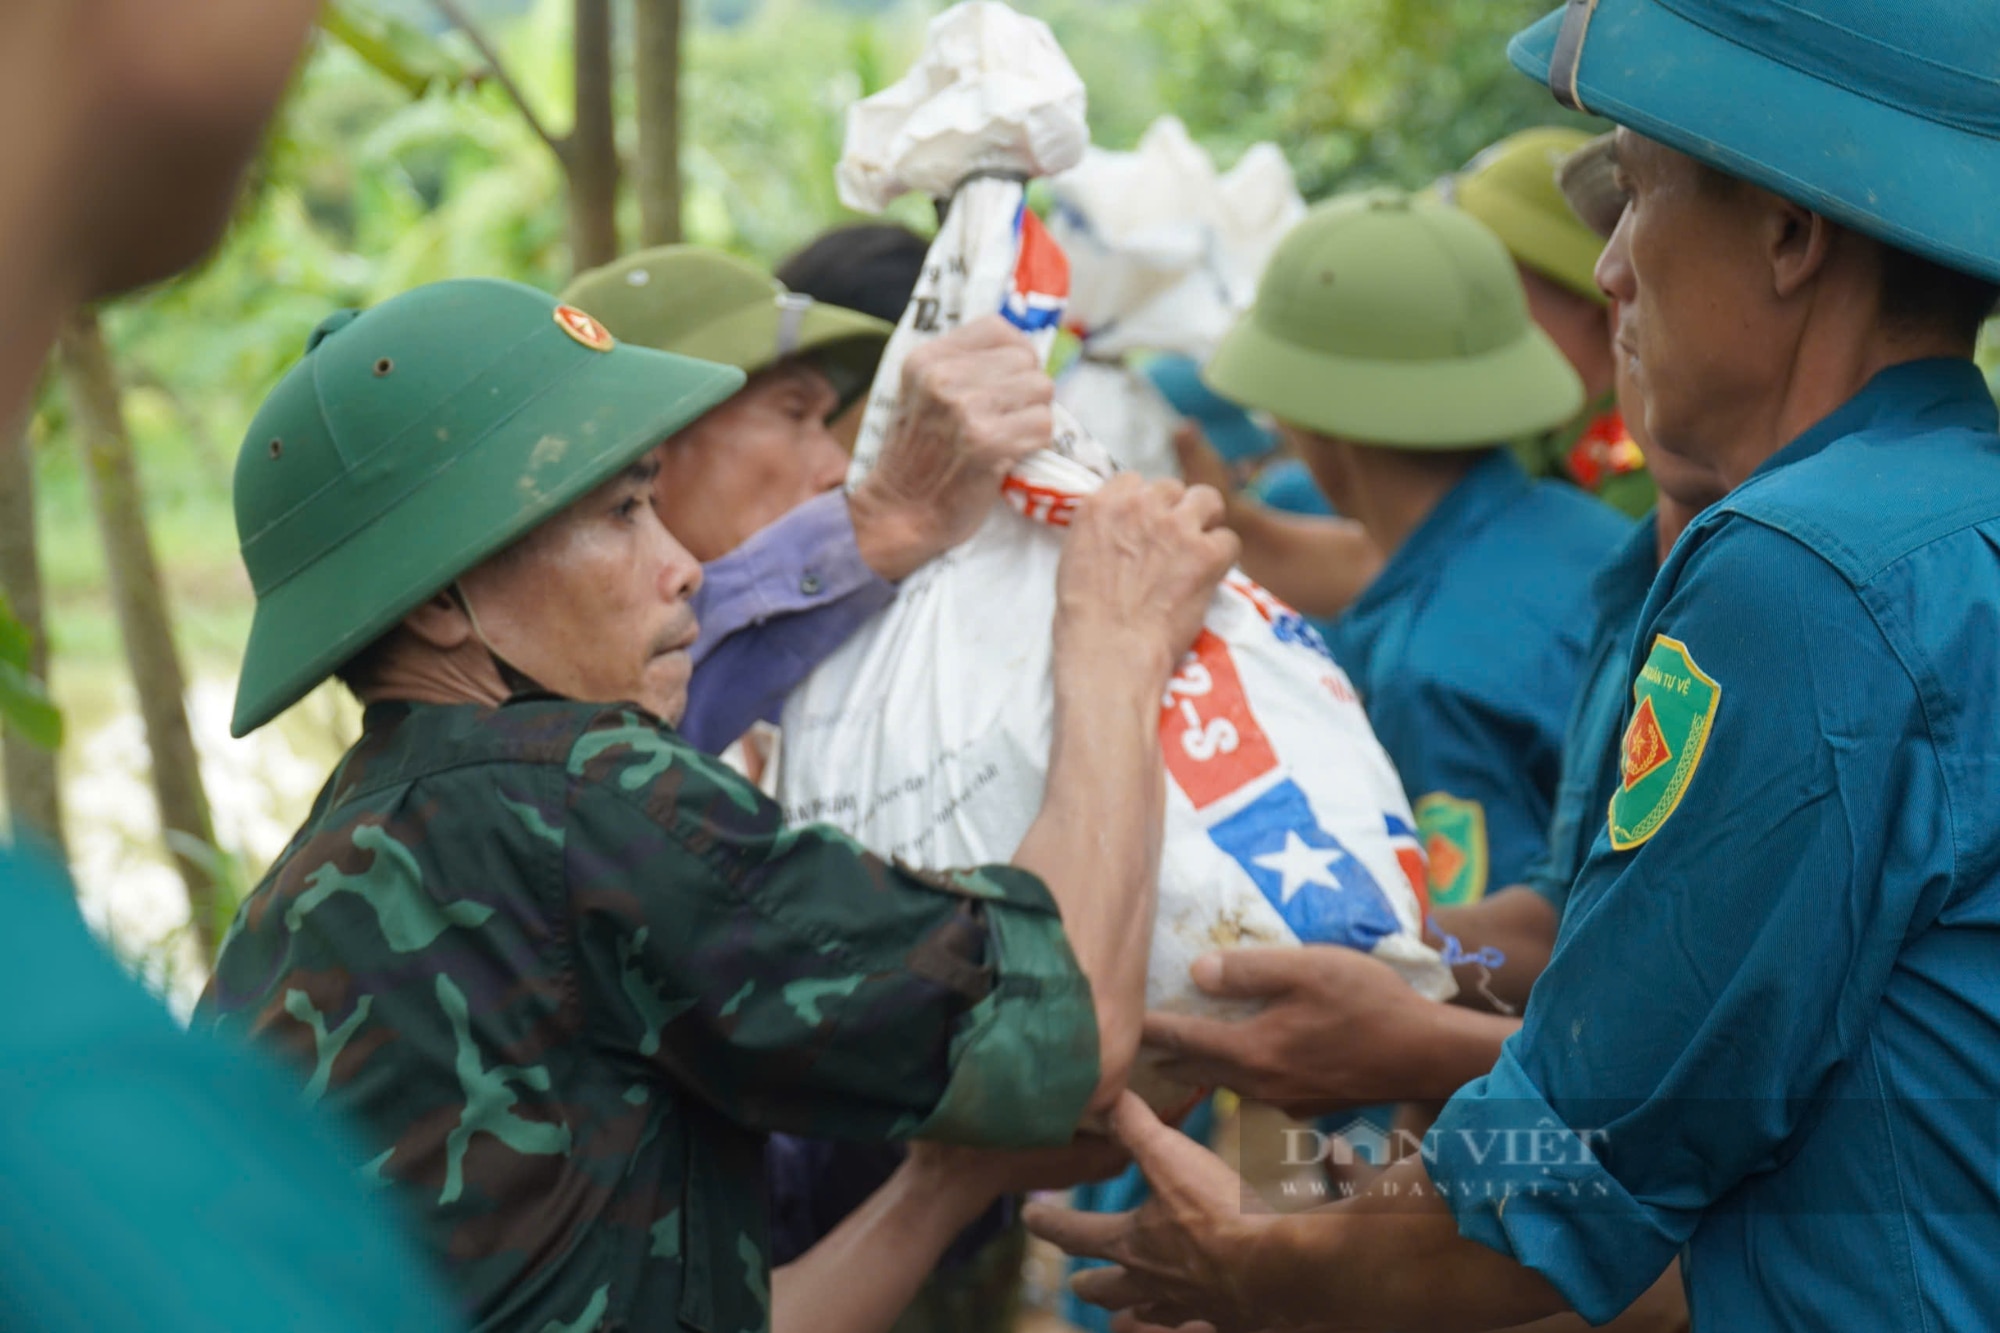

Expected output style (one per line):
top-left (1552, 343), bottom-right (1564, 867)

top-left (1355, 449), bottom-right (1531, 611)
top-left (1749, 357), bottom-right (1998, 483)
top-left (359, 688), bottom-right (569, 737)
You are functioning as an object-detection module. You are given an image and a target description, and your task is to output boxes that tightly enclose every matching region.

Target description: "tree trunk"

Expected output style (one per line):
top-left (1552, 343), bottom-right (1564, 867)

top-left (633, 0), bottom-right (684, 247)
top-left (567, 0), bottom-right (621, 272)
top-left (0, 423), bottom-right (66, 860)
top-left (57, 310), bottom-right (223, 962)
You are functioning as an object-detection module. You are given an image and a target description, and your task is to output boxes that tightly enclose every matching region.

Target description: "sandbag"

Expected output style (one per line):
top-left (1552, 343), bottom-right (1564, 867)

top-left (1048, 116), bottom-right (1306, 477)
top-left (783, 1), bottom-right (1453, 1104)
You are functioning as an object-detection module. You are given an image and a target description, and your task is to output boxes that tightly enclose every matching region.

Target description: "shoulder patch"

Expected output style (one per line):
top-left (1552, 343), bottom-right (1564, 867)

top-left (1608, 634), bottom-right (1720, 851)
top-left (1414, 792), bottom-right (1488, 906)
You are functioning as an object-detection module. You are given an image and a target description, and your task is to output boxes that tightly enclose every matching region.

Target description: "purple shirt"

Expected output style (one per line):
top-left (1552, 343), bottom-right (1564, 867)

top-left (683, 488), bottom-right (1017, 1270)
top-left (680, 489), bottom-right (895, 754)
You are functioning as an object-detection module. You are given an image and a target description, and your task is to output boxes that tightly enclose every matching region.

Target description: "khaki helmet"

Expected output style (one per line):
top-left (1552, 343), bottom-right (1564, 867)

top-left (562, 246), bottom-right (894, 411)
top-left (1204, 189), bottom-right (1583, 449)
top-left (1441, 127), bottom-right (1608, 304)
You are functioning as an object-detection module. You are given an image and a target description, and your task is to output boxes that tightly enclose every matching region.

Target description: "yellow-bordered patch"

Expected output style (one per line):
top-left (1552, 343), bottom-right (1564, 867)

top-left (1608, 634), bottom-right (1720, 851)
top-left (1415, 792), bottom-right (1488, 906)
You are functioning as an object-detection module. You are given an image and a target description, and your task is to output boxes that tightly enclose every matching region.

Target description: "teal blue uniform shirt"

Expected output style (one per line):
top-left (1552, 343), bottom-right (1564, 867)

top-left (1432, 359), bottom-right (2000, 1328)
top-left (0, 846), bottom-right (459, 1332)
top-left (1325, 450), bottom-right (1629, 906)
top-left (1519, 514), bottom-right (1660, 916)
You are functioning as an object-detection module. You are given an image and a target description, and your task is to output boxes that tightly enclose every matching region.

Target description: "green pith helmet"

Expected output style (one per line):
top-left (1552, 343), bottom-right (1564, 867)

top-left (229, 278), bottom-right (745, 738)
top-left (561, 246), bottom-right (894, 410)
top-left (1204, 189), bottom-right (1583, 450)
top-left (1441, 127), bottom-right (1607, 305)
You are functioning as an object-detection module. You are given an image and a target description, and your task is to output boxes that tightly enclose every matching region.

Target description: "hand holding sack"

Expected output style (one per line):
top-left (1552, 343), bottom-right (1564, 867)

top-left (781, 0), bottom-right (1452, 1108)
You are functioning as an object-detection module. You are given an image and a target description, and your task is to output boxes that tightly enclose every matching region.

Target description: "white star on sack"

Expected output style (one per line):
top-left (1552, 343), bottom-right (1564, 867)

top-left (1252, 830), bottom-right (1350, 904)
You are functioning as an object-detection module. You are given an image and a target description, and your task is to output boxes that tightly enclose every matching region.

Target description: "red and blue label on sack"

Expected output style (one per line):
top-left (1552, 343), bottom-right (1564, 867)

top-left (1002, 202), bottom-right (1069, 335)
top-left (1383, 812), bottom-right (1432, 920)
top-left (1227, 573), bottom-right (1337, 663)
top-left (989, 205), bottom-right (1078, 528)
top-left (1161, 621), bottom-right (1413, 948)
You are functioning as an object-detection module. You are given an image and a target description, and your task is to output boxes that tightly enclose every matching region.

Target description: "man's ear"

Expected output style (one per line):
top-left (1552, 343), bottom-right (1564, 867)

top-left (401, 590), bottom-right (474, 651)
top-left (1767, 195), bottom-right (1835, 301)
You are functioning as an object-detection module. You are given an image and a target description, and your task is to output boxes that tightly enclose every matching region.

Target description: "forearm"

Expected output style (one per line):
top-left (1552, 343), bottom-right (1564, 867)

top-left (1392, 1000), bottom-right (1519, 1106)
top-left (1012, 656), bottom-right (1166, 1110)
top-left (1487, 1261), bottom-right (1686, 1333)
top-left (1257, 1001), bottom-right (1515, 1117)
top-left (770, 1156), bottom-right (995, 1333)
top-left (847, 482), bottom-right (940, 583)
top-left (1433, 887), bottom-right (1561, 1015)
top-left (1226, 500), bottom-right (1382, 620)
top-left (1246, 1158), bottom-right (1567, 1331)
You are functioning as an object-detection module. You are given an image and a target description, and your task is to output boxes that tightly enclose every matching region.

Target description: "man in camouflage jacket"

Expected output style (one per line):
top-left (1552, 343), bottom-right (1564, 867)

top-left (201, 278), bottom-right (1236, 1332)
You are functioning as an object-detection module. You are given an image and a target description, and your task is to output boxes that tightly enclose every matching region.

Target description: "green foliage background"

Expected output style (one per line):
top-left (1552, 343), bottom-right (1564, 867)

top-left (14, 0), bottom-right (1993, 958)
top-left (22, 0), bottom-right (1574, 708)
top-left (0, 595), bottom-right (61, 750)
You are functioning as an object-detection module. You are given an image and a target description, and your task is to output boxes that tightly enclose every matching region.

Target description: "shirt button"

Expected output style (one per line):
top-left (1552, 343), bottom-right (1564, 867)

top-left (800, 572), bottom-right (823, 596)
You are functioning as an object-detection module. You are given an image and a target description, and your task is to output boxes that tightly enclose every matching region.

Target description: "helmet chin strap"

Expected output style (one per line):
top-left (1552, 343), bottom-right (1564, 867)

top-left (450, 582), bottom-right (556, 701)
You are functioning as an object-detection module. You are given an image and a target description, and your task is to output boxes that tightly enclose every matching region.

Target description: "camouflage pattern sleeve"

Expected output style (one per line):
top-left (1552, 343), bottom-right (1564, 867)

top-left (563, 711), bottom-right (1101, 1147)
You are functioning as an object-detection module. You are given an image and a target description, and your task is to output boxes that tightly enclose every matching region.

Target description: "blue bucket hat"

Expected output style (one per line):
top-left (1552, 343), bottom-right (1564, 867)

top-left (1509, 1), bottom-right (2000, 284)
top-left (1143, 354), bottom-right (1278, 465)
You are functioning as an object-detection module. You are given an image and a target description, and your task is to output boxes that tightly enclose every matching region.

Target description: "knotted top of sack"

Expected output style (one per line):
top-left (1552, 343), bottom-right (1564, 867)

top-left (836, 0), bottom-right (1088, 213)
top-left (1048, 115), bottom-right (1307, 358)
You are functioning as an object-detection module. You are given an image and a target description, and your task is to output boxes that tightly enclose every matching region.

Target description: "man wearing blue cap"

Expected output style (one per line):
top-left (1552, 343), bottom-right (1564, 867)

top-left (1025, 3), bottom-right (2000, 1329)
top-left (1148, 353), bottom-right (1328, 517)
top-left (1146, 355), bottom-right (1279, 484)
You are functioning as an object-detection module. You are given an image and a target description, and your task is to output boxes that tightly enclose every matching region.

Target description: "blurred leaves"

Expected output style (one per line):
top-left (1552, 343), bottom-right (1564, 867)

top-left (163, 829), bottom-right (253, 956)
top-left (322, 2), bottom-right (488, 98)
top-left (34, 0), bottom-right (1600, 608)
top-left (0, 594), bottom-right (62, 751)
top-left (1141, 0), bottom-right (1596, 199)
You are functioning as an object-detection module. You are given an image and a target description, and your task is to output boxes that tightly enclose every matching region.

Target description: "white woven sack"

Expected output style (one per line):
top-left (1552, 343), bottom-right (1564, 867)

top-left (784, 2), bottom-right (1453, 1104)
